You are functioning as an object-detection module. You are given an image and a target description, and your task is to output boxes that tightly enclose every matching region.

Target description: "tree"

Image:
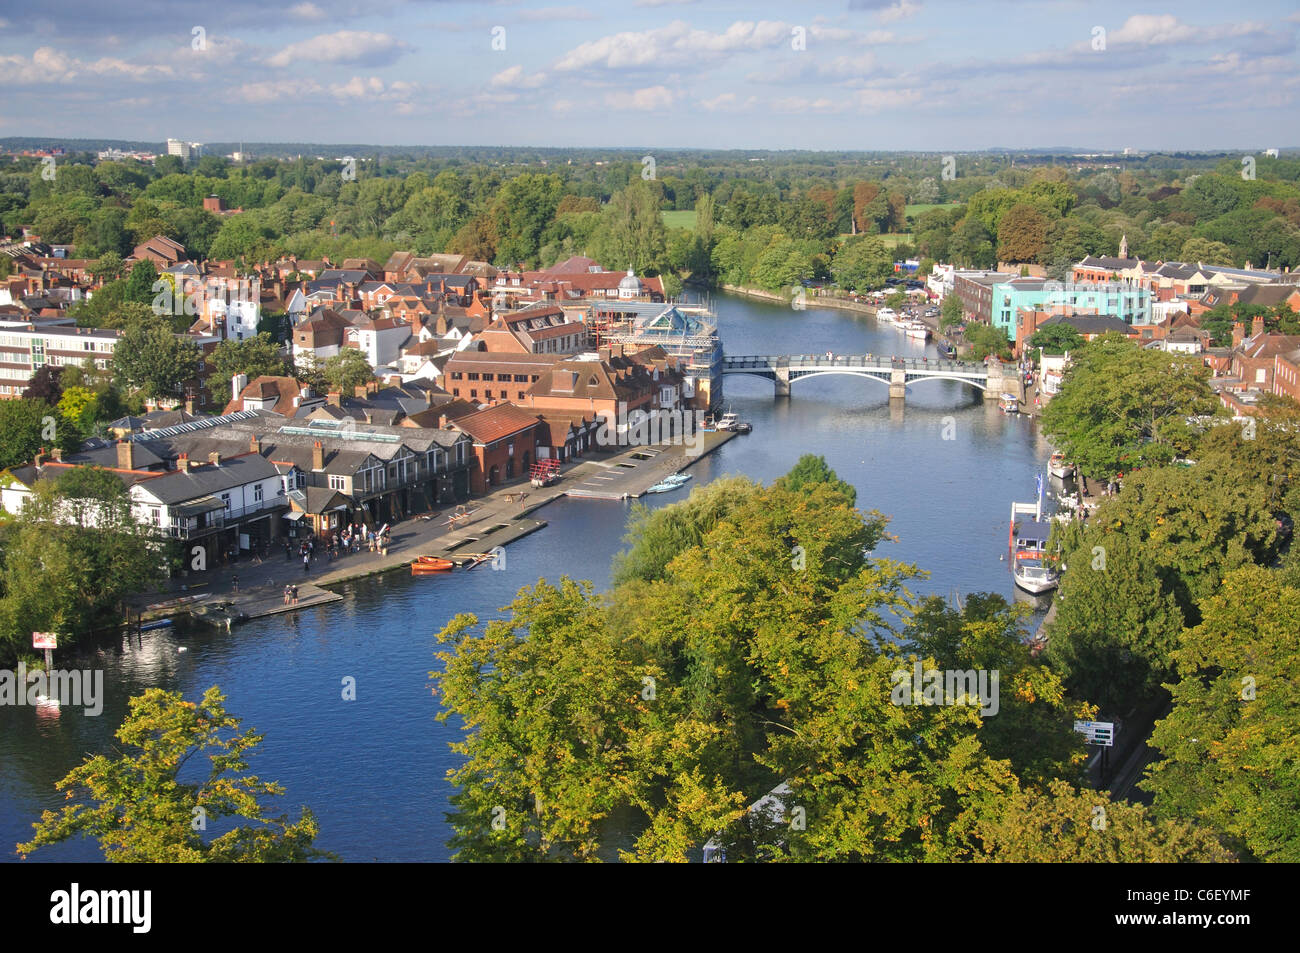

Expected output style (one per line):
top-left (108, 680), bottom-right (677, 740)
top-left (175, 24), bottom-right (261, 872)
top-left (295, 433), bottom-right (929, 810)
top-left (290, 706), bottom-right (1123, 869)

top-left (964, 321), bottom-right (1011, 361)
top-left (830, 236), bottom-right (892, 291)
top-left (975, 779), bottom-right (1235, 862)
top-left (308, 348), bottom-right (374, 395)
top-left (1142, 567), bottom-right (1300, 861)
top-left (996, 202), bottom-right (1050, 264)
top-left (1026, 323), bottom-right (1085, 355)
top-left (432, 462), bottom-right (1051, 862)
top-left (948, 216), bottom-right (996, 268)
top-left (940, 294), bottom-right (963, 330)
top-left (591, 182), bottom-right (667, 275)
top-left (774, 453), bottom-right (857, 506)
top-left (112, 313), bottom-right (199, 399)
top-left (491, 173), bottom-right (563, 266)
top-left (1041, 334), bottom-right (1220, 481)
top-left (22, 364), bottom-right (64, 403)
top-left (207, 333), bottom-right (290, 404)
top-left (0, 398), bottom-right (66, 469)
top-left (17, 686), bottom-right (331, 862)
top-left (122, 259), bottom-right (159, 306)
top-left (1179, 236), bottom-right (1233, 265)
top-left (89, 251), bottom-right (126, 283)
top-left (448, 215), bottom-right (497, 262)
top-left (905, 593), bottom-right (1091, 786)
top-left (56, 386), bottom-right (102, 437)
top-left (0, 467), bottom-right (162, 663)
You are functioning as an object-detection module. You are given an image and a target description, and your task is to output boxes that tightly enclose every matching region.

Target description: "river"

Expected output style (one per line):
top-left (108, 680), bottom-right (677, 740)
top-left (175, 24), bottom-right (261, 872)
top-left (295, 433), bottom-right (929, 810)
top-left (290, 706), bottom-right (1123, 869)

top-left (0, 291), bottom-right (1050, 862)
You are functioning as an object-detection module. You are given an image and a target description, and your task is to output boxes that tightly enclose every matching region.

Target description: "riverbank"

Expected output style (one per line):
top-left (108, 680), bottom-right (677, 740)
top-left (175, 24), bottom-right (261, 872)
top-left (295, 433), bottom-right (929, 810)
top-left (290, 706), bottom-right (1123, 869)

top-left (136, 430), bottom-right (742, 625)
top-left (721, 283), bottom-right (880, 319)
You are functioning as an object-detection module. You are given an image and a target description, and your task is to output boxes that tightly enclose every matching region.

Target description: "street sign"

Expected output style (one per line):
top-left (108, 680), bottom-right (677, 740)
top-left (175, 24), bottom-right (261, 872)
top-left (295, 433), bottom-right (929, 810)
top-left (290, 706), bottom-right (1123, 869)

top-left (32, 632), bottom-right (57, 650)
top-left (1074, 720), bottom-right (1114, 746)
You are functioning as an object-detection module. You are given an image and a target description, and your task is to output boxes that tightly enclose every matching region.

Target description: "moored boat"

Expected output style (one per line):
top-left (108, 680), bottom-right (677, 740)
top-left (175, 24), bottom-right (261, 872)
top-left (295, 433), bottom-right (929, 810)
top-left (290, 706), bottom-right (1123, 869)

top-left (1048, 451), bottom-right (1075, 480)
top-left (646, 472), bottom-right (693, 494)
top-left (411, 555), bottom-right (454, 573)
top-left (903, 320), bottom-right (929, 340)
top-left (999, 393), bottom-right (1020, 414)
top-left (1013, 556), bottom-right (1059, 594)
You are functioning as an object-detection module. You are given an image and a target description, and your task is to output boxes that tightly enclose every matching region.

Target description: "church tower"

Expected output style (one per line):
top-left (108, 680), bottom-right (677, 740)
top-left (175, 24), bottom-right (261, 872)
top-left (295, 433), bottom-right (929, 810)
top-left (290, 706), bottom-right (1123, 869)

top-left (1119, 234), bottom-right (1128, 259)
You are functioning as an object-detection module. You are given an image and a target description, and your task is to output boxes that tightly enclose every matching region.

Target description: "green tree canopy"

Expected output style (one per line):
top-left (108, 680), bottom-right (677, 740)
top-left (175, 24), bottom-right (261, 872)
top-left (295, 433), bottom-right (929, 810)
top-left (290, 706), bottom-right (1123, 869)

top-left (112, 313), bottom-right (199, 399)
top-left (1041, 333), bottom-right (1220, 481)
top-left (18, 686), bottom-right (331, 862)
top-left (1142, 567), bottom-right (1300, 861)
top-left (207, 333), bottom-right (290, 404)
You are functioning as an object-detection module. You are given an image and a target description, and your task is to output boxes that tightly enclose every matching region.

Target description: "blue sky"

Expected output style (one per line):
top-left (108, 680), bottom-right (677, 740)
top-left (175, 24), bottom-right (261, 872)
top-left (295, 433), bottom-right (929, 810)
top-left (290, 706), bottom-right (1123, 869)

top-left (1, 0), bottom-right (1297, 151)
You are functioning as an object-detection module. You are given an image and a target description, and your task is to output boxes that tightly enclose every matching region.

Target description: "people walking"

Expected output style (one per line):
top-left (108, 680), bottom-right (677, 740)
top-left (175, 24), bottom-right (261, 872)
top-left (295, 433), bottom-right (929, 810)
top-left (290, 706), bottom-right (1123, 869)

top-left (291, 584), bottom-right (299, 606)
top-left (302, 551), bottom-right (310, 572)
top-left (231, 574), bottom-right (238, 594)
top-left (283, 585), bottom-right (291, 606)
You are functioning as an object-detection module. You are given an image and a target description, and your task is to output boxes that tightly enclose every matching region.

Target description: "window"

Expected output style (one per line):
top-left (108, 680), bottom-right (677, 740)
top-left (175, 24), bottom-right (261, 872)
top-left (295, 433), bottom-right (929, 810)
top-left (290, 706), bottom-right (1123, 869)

top-left (500, 390), bottom-right (507, 399)
top-left (329, 474), bottom-right (347, 491)
top-left (470, 389), bottom-right (477, 398)
top-left (451, 371), bottom-right (463, 380)
top-left (518, 392), bottom-right (525, 400)
top-left (254, 483), bottom-right (263, 502)
top-left (220, 493), bottom-right (231, 512)
top-left (482, 373), bottom-right (494, 381)
top-left (453, 388), bottom-right (460, 396)
top-left (514, 374), bottom-right (528, 382)
top-left (467, 372), bottom-right (479, 380)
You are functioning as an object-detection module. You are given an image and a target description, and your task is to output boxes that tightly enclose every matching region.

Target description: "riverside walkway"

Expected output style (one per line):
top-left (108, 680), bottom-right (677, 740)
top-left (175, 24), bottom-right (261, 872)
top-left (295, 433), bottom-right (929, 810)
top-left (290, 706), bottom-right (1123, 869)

top-left (135, 432), bottom-right (737, 624)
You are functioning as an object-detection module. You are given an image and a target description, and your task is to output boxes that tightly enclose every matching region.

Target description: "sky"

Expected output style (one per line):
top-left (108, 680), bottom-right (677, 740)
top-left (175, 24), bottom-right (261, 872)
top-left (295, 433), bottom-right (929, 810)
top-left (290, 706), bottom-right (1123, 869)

top-left (1, 0), bottom-right (1298, 152)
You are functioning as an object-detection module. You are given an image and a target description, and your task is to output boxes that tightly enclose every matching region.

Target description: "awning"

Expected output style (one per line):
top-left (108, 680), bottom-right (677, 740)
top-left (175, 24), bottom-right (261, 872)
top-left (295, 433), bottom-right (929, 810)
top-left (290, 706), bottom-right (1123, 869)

top-left (174, 496), bottom-right (225, 517)
top-left (282, 511), bottom-right (306, 521)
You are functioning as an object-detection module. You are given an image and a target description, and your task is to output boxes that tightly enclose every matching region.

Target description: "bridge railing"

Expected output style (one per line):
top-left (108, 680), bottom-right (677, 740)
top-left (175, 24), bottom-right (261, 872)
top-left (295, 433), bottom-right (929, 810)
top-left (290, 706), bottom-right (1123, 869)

top-left (722, 354), bottom-right (990, 374)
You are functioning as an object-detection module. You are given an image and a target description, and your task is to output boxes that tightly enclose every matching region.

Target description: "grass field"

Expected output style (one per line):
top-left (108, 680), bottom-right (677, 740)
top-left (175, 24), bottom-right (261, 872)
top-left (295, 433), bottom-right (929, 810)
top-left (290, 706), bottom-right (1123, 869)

top-left (661, 209), bottom-right (697, 230)
top-left (839, 232), bottom-right (915, 248)
top-left (905, 203), bottom-right (951, 217)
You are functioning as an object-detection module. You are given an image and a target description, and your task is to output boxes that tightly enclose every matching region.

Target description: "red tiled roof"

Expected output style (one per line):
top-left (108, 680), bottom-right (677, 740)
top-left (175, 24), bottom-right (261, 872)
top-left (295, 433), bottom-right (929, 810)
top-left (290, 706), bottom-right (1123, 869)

top-left (452, 402), bottom-right (543, 444)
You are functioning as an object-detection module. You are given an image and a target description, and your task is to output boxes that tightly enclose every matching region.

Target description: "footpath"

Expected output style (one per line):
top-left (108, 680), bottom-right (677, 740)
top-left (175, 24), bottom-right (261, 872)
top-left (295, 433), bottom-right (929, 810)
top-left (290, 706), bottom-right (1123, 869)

top-left (134, 430), bottom-right (738, 624)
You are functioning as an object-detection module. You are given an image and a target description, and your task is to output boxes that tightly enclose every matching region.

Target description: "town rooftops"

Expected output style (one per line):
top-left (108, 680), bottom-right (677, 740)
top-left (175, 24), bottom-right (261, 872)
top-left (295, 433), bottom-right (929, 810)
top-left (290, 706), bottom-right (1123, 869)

top-left (133, 452), bottom-right (280, 505)
top-left (451, 403), bottom-right (543, 445)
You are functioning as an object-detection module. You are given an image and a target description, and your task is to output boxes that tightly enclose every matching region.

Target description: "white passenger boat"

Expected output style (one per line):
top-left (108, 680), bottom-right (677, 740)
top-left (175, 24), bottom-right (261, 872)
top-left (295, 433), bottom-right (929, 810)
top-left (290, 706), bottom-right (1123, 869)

top-left (1013, 556), bottom-right (1059, 594)
top-left (1048, 451), bottom-right (1075, 480)
top-left (903, 321), bottom-right (930, 340)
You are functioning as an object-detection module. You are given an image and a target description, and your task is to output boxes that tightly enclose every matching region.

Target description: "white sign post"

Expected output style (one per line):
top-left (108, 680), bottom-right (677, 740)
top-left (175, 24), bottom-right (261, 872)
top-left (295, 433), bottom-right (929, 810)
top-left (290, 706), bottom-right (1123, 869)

top-left (1074, 720), bottom-right (1115, 746)
top-left (33, 631), bottom-right (57, 676)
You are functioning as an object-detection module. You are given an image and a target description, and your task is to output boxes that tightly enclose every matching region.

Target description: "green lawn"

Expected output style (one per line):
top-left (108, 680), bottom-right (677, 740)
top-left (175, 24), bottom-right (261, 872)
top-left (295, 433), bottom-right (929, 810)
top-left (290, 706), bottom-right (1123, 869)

top-left (839, 232), bottom-right (914, 248)
top-left (661, 209), bottom-right (697, 230)
top-left (905, 203), bottom-right (952, 217)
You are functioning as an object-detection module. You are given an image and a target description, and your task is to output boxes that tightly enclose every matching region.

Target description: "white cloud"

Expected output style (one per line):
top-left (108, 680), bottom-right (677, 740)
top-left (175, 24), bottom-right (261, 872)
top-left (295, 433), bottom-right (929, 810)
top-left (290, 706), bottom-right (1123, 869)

top-left (556, 19), bottom-right (795, 71)
top-left (289, 2), bottom-right (326, 19)
top-left (0, 46), bottom-right (175, 84)
top-left (266, 31), bottom-right (409, 68)
top-left (490, 64), bottom-right (548, 89)
top-left (235, 75), bottom-right (418, 104)
top-left (700, 92), bottom-right (737, 110)
top-left (604, 85), bottom-right (677, 110)
top-left (878, 1), bottom-right (921, 24)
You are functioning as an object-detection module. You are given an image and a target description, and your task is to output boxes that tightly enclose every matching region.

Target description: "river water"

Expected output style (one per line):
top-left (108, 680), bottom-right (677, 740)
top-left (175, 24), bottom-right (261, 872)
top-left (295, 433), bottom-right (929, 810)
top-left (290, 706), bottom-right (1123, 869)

top-left (0, 292), bottom-right (1050, 862)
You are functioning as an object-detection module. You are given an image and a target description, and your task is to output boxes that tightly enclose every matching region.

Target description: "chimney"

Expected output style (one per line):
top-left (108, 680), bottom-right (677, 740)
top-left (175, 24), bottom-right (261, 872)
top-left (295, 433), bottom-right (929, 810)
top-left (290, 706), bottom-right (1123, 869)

top-left (1232, 321), bottom-right (1245, 348)
top-left (116, 440), bottom-right (135, 470)
top-left (208, 452), bottom-right (222, 466)
top-left (354, 385), bottom-right (369, 398)
top-left (34, 447), bottom-right (47, 467)
top-left (438, 415), bottom-right (450, 429)
top-left (51, 447), bottom-right (62, 462)
top-left (1252, 315), bottom-right (1265, 339)
top-left (178, 452), bottom-right (191, 473)
top-left (312, 440), bottom-right (324, 471)
top-left (327, 391), bottom-right (341, 407)
top-left (249, 434), bottom-right (261, 454)
top-left (232, 372), bottom-right (248, 402)
top-left (185, 396), bottom-right (195, 415)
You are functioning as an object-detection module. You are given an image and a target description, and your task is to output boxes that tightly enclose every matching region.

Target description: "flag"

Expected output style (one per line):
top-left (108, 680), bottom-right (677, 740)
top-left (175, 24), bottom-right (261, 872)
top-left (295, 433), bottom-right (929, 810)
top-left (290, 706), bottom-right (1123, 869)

top-left (1036, 472), bottom-right (1044, 498)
